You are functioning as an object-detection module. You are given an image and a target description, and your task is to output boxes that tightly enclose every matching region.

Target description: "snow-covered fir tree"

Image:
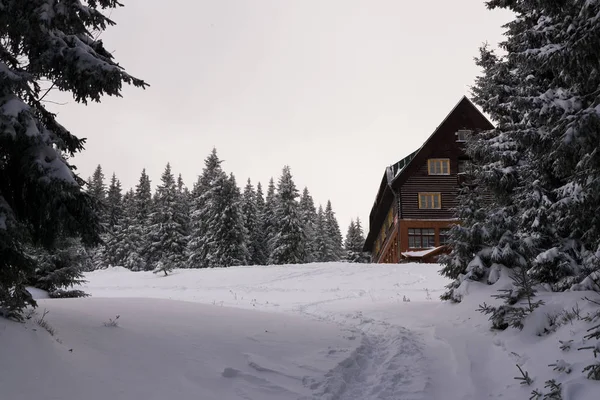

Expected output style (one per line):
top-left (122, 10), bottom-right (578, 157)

top-left (344, 217), bottom-right (368, 262)
top-left (206, 174), bottom-right (250, 268)
top-left (269, 166), bottom-right (306, 265)
top-left (126, 169), bottom-right (153, 271)
top-left (88, 165), bottom-right (107, 218)
top-left (299, 187), bottom-right (319, 263)
top-left (115, 189), bottom-right (146, 271)
top-left (176, 174), bottom-right (191, 239)
top-left (253, 182), bottom-right (269, 265)
top-left (323, 200), bottom-right (344, 261)
top-left (262, 177), bottom-right (278, 258)
top-left (314, 205), bottom-right (330, 262)
top-left (28, 237), bottom-right (92, 298)
top-left (102, 173), bottom-right (124, 268)
top-left (187, 149), bottom-right (226, 268)
top-left (242, 179), bottom-right (265, 265)
top-left (0, 0), bottom-right (145, 317)
top-left (443, 0), bottom-right (600, 306)
top-left (146, 164), bottom-right (188, 271)
top-left (106, 173), bottom-right (123, 231)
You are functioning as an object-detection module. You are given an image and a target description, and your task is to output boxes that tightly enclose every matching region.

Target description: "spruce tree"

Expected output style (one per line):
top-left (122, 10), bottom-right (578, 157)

top-left (126, 169), bottom-right (153, 271)
top-left (324, 200), bottom-right (344, 261)
top-left (176, 174), bottom-right (191, 240)
top-left (88, 165), bottom-right (107, 212)
top-left (28, 237), bottom-right (92, 298)
top-left (106, 173), bottom-right (123, 231)
top-left (115, 189), bottom-right (146, 271)
top-left (314, 205), bottom-right (330, 262)
top-left (269, 166), bottom-right (306, 265)
top-left (187, 149), bottom-right (225, 268)
top-left (262, 177), bottom-right (278, 260)
top-left (344, 218), bottom-right (368, 262)
top-left (102, 173), bottom-right (124, 268)
top-left (146, 163), bottom-right (188, 271)
top-left (207, 174), bottom-right (249, 268)
top-left (253, 182), bottom-right (269, 265)
top-left (299, 187), bottom-right (318, 263)
top-left (242, 179), bottom-right (263, 265)
top-left (443, 1), bottom-right (600, 316)
top-left (0, 0), bottom-right (145, 317)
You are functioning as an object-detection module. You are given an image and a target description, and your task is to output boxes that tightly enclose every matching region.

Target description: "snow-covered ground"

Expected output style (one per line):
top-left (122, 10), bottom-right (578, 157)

top-left (2, 262), bottom-right (599, 399)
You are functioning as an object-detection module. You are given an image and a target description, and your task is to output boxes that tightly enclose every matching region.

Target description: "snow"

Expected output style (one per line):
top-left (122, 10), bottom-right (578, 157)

top-left (3, 262), bottom-right (600, 399)
top-left (401, 247), bottom-right (442, 258)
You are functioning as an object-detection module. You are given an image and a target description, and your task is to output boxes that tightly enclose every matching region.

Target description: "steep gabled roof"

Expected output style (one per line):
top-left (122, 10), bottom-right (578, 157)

top-left (363, 96), bottom-right (494, 252)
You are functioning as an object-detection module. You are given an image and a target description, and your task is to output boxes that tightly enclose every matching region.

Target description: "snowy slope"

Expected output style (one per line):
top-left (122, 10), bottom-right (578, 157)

top-left (2, 262), bottom-right (599, 400)
top-left (0, 297), bottom-right (356, 400)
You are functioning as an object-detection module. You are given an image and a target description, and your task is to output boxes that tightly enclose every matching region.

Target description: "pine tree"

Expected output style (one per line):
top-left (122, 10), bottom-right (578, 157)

top-left (269, 166), bottom-right (306, 265)
top-left (299, 187), bottom-right (318, 263)
top-left (207, 174), bottom-right (249, 268)
top-left (176, 174), bottom-right (191, 239)
top-left (102, 173), bottom-right (124, 268)
top-left (324, 200), bottom-right (344, 261)
top-left (253, 182), bottom-right (269, 265)
top-left (187, 149), bottom-right (226, 268)
top-left (443, 1), bottom-right (600, 313)
top-left (126, 169), bottom-right (153, 271)
top-left (344, 218), bottom-right (367, 262)
top-left (106, 173), bottom-right (123, 231)
top-left (262, 177), bottom-right (278, 259)
top-left (314, 205), bottom-right (330, 262)
top-left (0, 0), bottom-right (145, 317)
top-left (115, 189), bottom-right (146, 271)
top-left (86, 164), bottom-right (108, 269)
top-left (242, 179), bottom-right (264, 265)
top-left (88, 165), bottom-right (107, 211)
top-left (28, 237), bottom-right (92, 298)
top-left (146, 163), bottom-right (188, 271)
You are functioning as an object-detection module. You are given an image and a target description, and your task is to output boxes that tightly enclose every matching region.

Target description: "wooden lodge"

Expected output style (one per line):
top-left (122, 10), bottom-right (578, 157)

top-left (363, 96), bottom-right (494, 263)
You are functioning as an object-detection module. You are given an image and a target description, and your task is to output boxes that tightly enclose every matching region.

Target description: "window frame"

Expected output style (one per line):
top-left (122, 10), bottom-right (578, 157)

top-left (456, 129), bottom-right (472, 142)
top-left (408, 228), bottom-right (435, 249)
top-left (427, 158), bottom-right (450, 176)
top-left (418, 192), bottom-right (442, 209)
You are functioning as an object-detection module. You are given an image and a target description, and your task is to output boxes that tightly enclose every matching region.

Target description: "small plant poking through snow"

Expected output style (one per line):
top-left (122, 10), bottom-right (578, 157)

top-left (35, 309), bottom-right (55, 336)
top-left (514, 364), bottom-right (533, 386)
top-left (153, 261), bottom-right (173, 277)
top-left (403, 295), bottom-right (411, 302)
top-left (103, 315), bottom-right (120, 327)
top-left (424, 288), bottom-right (432, 300)
top-left (530, 379), bottom-right (562, 400)
top-left (559, 340), bottom-right (573, 352)
top-left (478, 267), bottom-right (544, 330)
top-left (548, 360), bottom-right (572, 374)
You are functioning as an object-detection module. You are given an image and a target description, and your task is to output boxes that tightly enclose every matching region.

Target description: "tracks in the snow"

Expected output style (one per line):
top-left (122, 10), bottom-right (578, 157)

top-left (297, 301), bottom-right (430, 400)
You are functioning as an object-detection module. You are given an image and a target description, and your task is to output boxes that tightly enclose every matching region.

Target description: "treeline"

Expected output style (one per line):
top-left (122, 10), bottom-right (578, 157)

top-left (87, 148), bottom-right (368, 273)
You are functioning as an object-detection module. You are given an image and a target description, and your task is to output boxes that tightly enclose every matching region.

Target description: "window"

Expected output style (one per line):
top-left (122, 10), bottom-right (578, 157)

top-left (439, 228), bottom-right (451, 246)
top-left (408, 228), bottom-right (435, 249)
top-left (428, 159), bottom-right (450, 175)
top-left (418, 193), bottom-right (441, 209)
top-left (456, 129), bottom-right (472, 142)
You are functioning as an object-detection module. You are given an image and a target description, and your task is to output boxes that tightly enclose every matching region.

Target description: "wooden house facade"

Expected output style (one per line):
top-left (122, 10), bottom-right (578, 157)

top-left (363, 96), bottom-right (494, 263)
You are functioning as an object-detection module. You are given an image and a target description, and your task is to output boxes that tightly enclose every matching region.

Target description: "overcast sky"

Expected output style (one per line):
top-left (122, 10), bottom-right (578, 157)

top-left (51, 0), bottom-right (512, 233)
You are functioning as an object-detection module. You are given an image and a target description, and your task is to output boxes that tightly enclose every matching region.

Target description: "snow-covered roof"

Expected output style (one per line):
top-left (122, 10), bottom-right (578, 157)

top-left (401, 246), bottom-right (445, 258)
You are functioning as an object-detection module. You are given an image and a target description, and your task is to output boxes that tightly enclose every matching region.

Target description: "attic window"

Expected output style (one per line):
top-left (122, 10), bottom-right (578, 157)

top-left (456, 129), bottom-right (471, 142)
top-left (428, 159), bottom-right (450, 175)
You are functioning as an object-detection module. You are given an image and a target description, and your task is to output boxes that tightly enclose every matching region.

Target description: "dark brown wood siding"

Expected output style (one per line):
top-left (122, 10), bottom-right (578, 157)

top-left (400, 159), bottom-right (460, 220)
